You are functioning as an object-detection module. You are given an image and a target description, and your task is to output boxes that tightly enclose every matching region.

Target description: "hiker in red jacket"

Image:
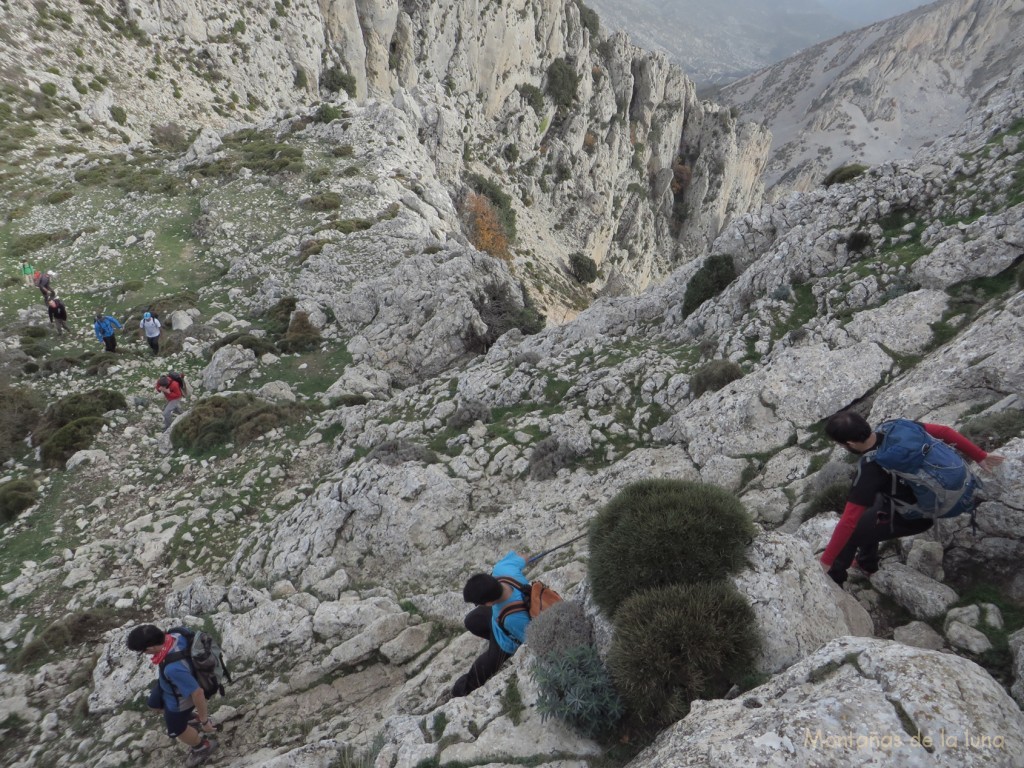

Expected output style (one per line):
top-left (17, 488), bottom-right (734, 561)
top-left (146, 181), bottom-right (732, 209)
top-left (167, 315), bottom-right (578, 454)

top-left (156, 375), bottom-right (184, 432)
top-left (820, 410), bottom-right (1004, 586)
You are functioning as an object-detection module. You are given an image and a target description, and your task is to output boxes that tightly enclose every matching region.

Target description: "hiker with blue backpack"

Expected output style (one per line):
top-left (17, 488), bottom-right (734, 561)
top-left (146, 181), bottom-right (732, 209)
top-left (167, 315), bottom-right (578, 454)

top-left (820, 410), bottom-right (1004, 586)
top-left (126, 624), bottom-right (230, 767)
top-left (93, 312), bottom-right (123, 353)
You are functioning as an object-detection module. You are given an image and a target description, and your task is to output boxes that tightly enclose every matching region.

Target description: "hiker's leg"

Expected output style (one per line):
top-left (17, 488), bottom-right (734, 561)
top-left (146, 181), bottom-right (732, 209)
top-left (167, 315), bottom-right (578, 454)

top-left (463, 605), bottom-right (492, 639)
top-left (828, 497), bottom-right (886, 585)
top-left (848, 502), bottom-right (933, 574)
top-left (165, 706), bottom-right (200, 746)
top-left (104, 335), bottom-right (116, 352)
top-left (148, 336), bottom-right (159, 354)
top-left (163, 400), bottom-right (179, 430)
top-left (451, 637), bottom-right (511, 697)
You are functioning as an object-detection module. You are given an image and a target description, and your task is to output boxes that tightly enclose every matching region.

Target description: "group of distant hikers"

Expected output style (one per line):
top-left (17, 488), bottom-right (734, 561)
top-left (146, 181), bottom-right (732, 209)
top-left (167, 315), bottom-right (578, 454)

top-left (21, 262), bottom-right (1000, 763)
top-left (18, 260), bottom-right (185, 432)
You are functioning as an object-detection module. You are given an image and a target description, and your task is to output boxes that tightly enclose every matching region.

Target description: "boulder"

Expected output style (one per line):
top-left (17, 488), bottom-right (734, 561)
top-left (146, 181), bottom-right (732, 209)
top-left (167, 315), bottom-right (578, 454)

top-left (632, 637), bottom-right (1024, 767)
top-left (893, 621), bottom-right (945, 651)
top-left (201, 345), bottom-right (257, 391)
top-left (869, 563), bottom-right (959, 619)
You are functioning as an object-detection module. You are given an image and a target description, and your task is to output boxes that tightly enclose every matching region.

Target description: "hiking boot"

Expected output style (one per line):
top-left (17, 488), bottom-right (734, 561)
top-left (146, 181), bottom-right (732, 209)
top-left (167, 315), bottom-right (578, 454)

top-left (185, 738), bottom-right (218, 767)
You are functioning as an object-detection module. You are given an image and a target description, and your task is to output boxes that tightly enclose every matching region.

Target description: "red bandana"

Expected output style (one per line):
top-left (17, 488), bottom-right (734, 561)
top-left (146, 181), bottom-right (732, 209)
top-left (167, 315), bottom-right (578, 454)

top-left (150, 634), bottom-right (176, 665)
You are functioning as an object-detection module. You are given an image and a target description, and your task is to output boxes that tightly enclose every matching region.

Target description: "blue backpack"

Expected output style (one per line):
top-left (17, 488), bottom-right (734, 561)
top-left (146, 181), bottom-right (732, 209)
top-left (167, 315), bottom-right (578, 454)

top-left (867, 419), bottom-right (980, 519)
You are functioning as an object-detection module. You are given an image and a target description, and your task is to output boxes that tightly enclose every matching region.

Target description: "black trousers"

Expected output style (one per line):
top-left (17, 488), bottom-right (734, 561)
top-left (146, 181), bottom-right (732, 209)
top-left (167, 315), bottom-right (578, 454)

top-left (451, 605), bottom-right (511, 697)
top-left (103, 334), bottom-right (117, 352)
top-left (828, 494), bottom-right (933, 585)
top-left (147, 335), bottom-right (160, 354)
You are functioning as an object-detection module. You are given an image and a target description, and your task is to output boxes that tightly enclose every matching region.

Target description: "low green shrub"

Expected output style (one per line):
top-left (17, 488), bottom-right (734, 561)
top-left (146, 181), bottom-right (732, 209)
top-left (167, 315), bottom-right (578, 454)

top-left (0, 479), bottom-right (38, 525)
top-left (109, 105), bottom-right (127, 125)
top-left (331, 144), bottom-right (354, 158)
top-left (315, 103), bottom-right (341, 123)
top-left (608, 582), bottom-right (760, 726)
top-left (0, 385), bottom-right (42, 462)
top-left (119, 279), bottom-right (144, 293)
top-left (847, 230), bottom-right (872, 253)
top-left (689, 359), bottom-right (743, 398)
top-left (823, 164), bottom-right (869, 187)
top-left (45, 188), bottom-right (74, 205)
top-left (804, 481), bottom-right (849, 519)
top-left (301, 191), bottom-right (343, 211)
top-left (1017, 262), bottom-right (1024, 290)
top-left (568, 252), bottom-right (598, 284)
top-left (575, 0), bottom-right (599, 37)
top-left (517, 84), bottom-right (545, 114)
top-left (466, 282), bottom-right (545, 353)
top-left (209, 332), bottom-right (278, 357)
top-left (263, 297), bottom-right (297, 335)
top-left (277, 311), bottom-right (322, 353)
top-left (9, 230), bottom-right (69, 258)
top-left (21, 326), bottom-right (48, 339)
top-left (529, 436), bottom-right (578, 480)
top-left (682, 255), bottom-right (736, 318)
top-left (321, 66), bottom-right (357, 98)
top-left (588, 479), bottom-right (755, 617)
top-left (366, 439), bottom-right (439, 466)
top-left (40, 416), bottom-right (107, 467)
top-left (36, 389), bottom-right (126, 446)
top-left (446, 400), bottom-right (492, 430)
top-left (14, 608), bottom-right (129, 670)
top-left (960, 410), bottom-right (1024, 452)
top-left (534, 644), bottom-right (623, 739)
top-left (171, 394), bottom-right (305, 455)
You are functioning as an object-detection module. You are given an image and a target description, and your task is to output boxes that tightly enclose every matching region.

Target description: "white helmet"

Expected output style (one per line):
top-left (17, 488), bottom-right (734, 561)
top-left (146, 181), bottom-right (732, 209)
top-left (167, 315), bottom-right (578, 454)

top-left (47, 270), bottom-right (56, 277)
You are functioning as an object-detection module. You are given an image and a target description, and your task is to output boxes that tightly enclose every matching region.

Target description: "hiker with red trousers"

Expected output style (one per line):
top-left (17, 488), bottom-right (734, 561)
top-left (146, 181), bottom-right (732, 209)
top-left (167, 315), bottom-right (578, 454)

top-left (820, 410), bottom-right (1004, 586)
top-left (452, 550), bottom-right (533, 697)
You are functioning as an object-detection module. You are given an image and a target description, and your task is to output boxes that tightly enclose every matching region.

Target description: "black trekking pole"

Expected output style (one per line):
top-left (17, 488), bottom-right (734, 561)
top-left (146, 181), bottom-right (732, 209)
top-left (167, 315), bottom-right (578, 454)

top-left (527, 532), bottom-right (588, 565)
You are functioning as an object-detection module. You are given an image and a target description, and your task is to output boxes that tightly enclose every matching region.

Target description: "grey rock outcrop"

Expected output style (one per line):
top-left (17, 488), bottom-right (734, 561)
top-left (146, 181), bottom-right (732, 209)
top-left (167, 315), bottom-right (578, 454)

top-left (202, 345), bottom-right (258, 391)
top-left (632, 636), bottom-right (1024, 767)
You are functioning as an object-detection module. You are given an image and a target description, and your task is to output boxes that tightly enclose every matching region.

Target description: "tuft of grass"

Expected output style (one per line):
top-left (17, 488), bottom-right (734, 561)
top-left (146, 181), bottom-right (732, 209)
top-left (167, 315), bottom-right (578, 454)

top-left (689, 359), bottom-right (743, 398)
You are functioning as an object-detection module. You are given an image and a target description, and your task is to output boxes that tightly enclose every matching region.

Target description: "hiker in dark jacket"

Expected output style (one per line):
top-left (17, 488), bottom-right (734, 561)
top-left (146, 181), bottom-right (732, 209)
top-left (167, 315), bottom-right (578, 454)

top-left (452, 551), bottom-right (532, 697)
top-left (820, 410), bottom-right (1004, 586)
top-left (93, 313), bottom-right (123, 352)
top-left (47, 298), bottom-right (68, 335)
top-left (37, 270), bottom-right (56, 301)
top-left (126, 625), bottom-right (218, 767)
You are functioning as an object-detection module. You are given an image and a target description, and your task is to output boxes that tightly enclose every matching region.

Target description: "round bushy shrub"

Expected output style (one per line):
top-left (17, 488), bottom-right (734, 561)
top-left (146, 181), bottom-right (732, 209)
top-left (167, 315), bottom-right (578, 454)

top-left (40, 417), bottom-right (106, 467)
top-left (446, 400), bottom-right (492, 431)
top-left (846, 230), bottom-right (872, 253)
top-left (588, 479), bottom-right (755, 617)
top-left (533, 644), bottom-right (623, 739)
top-left (689, 359), bottom-right (743, 398)
top-left (277, 311), bottom-right (322, 353)
top-left (528, 436), bottom-right (578, 480)
top-left (36, 389), bottom-right (127, 445)
top-left (682, 254), bottom-right (736, 318)
top-left (264, 296), bottom-right (298, 335)
top-left (209, 332), bottom-right (278, 358)
top-left (608, 582), bottom-right (760, 726)
top-left (172, 394), bottom-right (304, 455)
top-left (0, 479), bottom-right (38, 525)
top-left (526, 601), bottom-right (593, 660)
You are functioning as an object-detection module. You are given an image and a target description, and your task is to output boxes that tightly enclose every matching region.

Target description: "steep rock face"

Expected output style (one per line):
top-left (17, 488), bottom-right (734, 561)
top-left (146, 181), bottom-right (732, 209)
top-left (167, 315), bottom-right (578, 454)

top-left (719, 0), bottom-right (1024, 193)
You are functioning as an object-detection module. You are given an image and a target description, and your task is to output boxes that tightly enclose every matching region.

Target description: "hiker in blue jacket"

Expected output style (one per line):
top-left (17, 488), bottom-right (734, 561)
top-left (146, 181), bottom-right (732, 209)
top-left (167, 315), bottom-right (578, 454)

top-left (93, 312), bottom-right (123, 353)
top-left (452, 550), bottom-right (532, 697)
top-left (127, 625), bottom-right (218, 767)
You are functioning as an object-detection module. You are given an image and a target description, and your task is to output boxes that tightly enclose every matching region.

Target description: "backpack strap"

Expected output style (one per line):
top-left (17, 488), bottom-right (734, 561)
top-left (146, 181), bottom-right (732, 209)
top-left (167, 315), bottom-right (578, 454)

top-left (495, 577), bottom-right (531, 639)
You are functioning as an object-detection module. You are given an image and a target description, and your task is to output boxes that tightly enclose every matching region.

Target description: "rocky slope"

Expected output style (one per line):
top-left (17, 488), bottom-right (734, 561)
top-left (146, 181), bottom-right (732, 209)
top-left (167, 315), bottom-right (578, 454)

top-left (2, 2), bottom-right (1024, 768)
top-left (717, 0), bottom-right (1024, 193)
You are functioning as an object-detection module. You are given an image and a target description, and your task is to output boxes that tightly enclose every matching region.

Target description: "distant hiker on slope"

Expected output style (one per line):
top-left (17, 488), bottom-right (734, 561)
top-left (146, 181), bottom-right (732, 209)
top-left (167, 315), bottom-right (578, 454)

top-left (21, 260), bottom-right (34, 287)
top-left (93, 312), bottom-right (123, 352)
top-left (452, 551), bottom-right (533, 697)
top-left (156, 373), bottom-right (185, 431)
top-left (140, 311), bottom-right (162, 355)
top-left (126, 625), bottom-right (219, 767)
top-left (37, 270), bottom-right (57, 301)
top-left (820, 410), bottom-right (1004, 586)
top-left (47, 298), bottom-right (68, 336)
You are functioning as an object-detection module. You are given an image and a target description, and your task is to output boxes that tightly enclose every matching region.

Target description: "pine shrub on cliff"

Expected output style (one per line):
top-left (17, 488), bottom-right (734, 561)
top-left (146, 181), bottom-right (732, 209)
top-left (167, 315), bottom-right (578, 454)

top-left (682, 255), bottom-right (736, 318)
top-left (588, 479), bottom-right (755, 617)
